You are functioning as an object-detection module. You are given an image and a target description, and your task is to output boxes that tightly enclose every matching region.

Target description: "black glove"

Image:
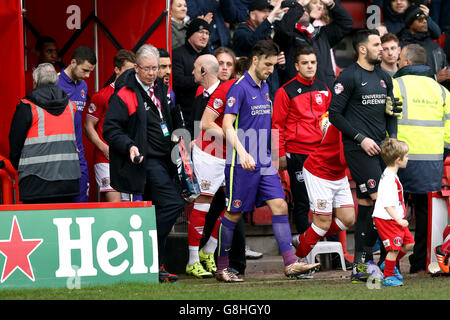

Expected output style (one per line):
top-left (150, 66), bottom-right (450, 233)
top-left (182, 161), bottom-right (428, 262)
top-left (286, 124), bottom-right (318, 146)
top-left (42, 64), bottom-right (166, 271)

top-left (385, 96), bottom-right (403, 117)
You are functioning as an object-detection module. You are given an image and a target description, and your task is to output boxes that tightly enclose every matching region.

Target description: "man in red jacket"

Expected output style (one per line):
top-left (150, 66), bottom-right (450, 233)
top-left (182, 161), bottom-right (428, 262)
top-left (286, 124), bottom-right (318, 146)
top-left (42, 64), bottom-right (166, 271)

top-left (272, 45), bottom-right (330, 238)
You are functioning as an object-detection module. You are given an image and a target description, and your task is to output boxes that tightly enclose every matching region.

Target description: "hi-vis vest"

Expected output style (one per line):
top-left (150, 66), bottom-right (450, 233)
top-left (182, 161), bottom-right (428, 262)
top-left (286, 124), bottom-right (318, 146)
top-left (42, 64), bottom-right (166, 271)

top-left (18, 99), bottom-right (81, 182)
top-left (393, 75), bottom-right (450, 160)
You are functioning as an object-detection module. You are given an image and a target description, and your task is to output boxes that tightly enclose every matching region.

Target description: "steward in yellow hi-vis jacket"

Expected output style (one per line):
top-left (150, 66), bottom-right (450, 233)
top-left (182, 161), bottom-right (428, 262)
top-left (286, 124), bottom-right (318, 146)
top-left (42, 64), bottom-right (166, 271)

top-left (390, 44), bottom-right (450, 274)
top-left (391, 50), bottom-right (450, 194)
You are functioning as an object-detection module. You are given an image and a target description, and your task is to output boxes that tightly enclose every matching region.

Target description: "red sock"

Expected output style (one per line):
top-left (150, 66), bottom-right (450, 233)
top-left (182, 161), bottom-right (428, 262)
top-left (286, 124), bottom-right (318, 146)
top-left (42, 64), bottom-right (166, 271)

top-left (324, 217), bottom-right (346, 238)
top-left (210, 209), bottom-right (226, 240)
top-left (187, 204), bottom-right (209, 247)
top-left (396, 250), bottom-right (406, 262)
top-left (384, 259), bottom-right (396, 277)
top-left (295, 224), bottom-right (326, 258)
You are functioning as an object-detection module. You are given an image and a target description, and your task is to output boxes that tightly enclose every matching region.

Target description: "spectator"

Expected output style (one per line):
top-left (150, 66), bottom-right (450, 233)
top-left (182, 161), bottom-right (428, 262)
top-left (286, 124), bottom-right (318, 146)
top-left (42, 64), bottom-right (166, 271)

top-left (157, 48), bottom-right (176, 109)
top-left (57, 46), bottom-right (96, 203)
top-left (103, 44), bottom-right (185, 283)
top-left (172, 18), bottom-right (211, 132)
top-left (26, 36), bottom-right (63, 94)
top-left (9, 63), bottom-right (80, 204)
top-left (375, 23), bottom-right (389, 37)
top-left (221, 0), bottom-right (253, 24)
top-left (186, 0), bottom-right (231, 51)
top-left (232, 0), bottom-right (282, 58)
top-left (373, 0), bottom-right (441, 38)
top-left (381, 33), bottom-right (401, 76)
top-left (84, 49), bottom-right (136, 202)
top-left (171, 0), bottom-right (189, 49)
top-left (429, 0), bottom-right (450, 32)
top-left (392, 43), bottom-right (450, 273)
top-left (274, 0), bottom-right (353, 89)
top-left (232, 0), bottom-right (287, 100)
top-left (397, 5), bottom-right (450, 83)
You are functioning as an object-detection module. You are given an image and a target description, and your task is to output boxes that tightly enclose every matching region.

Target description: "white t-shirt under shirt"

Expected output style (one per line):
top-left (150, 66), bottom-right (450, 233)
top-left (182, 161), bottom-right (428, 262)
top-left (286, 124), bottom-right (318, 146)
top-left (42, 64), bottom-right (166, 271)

top-left (372, 168), bottom-right (406, 220)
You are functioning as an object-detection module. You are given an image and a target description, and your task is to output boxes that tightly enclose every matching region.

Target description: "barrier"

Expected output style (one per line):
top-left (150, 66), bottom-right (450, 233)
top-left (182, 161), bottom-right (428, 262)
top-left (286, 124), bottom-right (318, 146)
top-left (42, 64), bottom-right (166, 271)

top-left (0, 202), bottom-right (157, 289)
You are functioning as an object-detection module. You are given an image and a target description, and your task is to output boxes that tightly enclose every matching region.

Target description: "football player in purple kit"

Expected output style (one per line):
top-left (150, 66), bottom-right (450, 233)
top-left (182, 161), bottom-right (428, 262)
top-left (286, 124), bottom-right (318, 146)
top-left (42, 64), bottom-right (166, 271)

top-left (57, 46), bottom-right (96, 202)
top-left (215, 40), bottom-right (320, 282)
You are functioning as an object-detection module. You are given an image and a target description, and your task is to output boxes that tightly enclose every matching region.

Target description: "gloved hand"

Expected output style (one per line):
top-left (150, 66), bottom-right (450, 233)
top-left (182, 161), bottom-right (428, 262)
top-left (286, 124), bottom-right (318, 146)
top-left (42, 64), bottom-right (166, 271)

top-left (319, 112), bottom-right (330, 136)
top-left (385, 96), bottom-right (403, 117)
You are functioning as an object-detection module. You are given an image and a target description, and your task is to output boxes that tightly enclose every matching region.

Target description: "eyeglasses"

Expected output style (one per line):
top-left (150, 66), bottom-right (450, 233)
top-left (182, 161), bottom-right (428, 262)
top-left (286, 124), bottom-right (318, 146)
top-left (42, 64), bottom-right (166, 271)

top-left (197, 30), bottom-right (210, 36)
top-left (137, 64), bottom-right (159, 73)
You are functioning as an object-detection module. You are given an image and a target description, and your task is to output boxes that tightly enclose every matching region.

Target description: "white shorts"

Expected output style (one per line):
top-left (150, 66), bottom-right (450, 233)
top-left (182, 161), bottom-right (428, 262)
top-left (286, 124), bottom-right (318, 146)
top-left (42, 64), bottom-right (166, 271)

top-left (95, 163), bottom-right (115, 193)
top-left (303, 167), bottom-right (354, 215)
top-left (192, 144), bottom-right (225, 197)
top-left (94, 163), bottom-right (135, 201)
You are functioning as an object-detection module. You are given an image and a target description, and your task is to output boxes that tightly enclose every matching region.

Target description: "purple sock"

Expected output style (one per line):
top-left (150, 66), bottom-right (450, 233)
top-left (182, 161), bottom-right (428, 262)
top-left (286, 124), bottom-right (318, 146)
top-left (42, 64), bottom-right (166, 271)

top-left (272, 214), bottom-right (297, 266)
top-left (217, 216), bottom-right (236, 270)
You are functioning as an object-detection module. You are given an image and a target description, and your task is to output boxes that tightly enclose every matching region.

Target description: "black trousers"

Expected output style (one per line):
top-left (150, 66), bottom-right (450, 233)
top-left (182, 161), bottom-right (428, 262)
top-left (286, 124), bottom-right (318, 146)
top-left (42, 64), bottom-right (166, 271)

top-left (200, 187), bottom-right (247, 274)
top-left (144, 157), bottom-right (185, 267)
top-left (286, 153), bottom-right (311, 234)
top-left (407, 193), bottom-right (428, 272)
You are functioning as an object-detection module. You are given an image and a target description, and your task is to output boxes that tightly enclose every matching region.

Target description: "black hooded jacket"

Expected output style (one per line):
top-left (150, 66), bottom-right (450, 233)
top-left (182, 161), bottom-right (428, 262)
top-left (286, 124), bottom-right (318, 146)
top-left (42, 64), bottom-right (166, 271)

top-left (9, 84), bottom-right (80, 201)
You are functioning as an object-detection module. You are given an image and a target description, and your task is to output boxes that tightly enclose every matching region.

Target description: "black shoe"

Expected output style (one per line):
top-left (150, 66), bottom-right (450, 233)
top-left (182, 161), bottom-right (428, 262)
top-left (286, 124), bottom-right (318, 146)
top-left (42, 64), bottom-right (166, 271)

top-left (159, 266), bottom-right (178, 283)
top-left (331, 255), bottom-right (353, 270)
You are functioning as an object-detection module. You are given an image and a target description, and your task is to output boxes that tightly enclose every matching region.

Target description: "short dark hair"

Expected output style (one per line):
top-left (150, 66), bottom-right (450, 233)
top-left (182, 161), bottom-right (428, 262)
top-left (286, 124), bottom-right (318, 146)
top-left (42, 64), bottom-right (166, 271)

top-left (251, 40), bottom-right (280, 59)
top-left (294, 45), bottom-right (317, 62)
top-left (113, 49), bottom-right (136, 69)
top-left (157, 48), bottom-right (170, 58)
top-left (35, 36), bottom-right (56, 51)
top-left (352, 29), bottom-right (380, 57)
top-left (381, 32), bottom-right (399, 44)
top-left (72, 46), bottom-right (97, 65)
top-left (403, 43), bottom-right (427, 65)
top-left (235, 56), bottom-right (251, 75)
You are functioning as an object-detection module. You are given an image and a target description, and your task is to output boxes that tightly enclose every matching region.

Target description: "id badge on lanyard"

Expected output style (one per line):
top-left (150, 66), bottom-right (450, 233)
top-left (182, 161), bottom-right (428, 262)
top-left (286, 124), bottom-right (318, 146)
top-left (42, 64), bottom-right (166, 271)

top-left (157, 107), bottom-right (170, 137)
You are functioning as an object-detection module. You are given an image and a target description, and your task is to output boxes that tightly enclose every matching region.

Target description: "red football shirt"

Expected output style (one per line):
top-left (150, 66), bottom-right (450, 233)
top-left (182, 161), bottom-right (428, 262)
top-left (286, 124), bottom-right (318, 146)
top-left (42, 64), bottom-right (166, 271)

top-left (86, 83), bottom-right (115, 164)
top-left (195, 79), bottom-right (236, 159)
top-left (303, 124), bottom-right (347, 181)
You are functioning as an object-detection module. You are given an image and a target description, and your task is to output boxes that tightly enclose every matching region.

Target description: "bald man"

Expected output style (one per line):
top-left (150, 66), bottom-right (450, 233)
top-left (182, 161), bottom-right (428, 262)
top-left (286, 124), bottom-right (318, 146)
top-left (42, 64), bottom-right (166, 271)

top-left (186, 54), bottom-right (223, 278)
top-left (191, 54), bottom-right (221, 137)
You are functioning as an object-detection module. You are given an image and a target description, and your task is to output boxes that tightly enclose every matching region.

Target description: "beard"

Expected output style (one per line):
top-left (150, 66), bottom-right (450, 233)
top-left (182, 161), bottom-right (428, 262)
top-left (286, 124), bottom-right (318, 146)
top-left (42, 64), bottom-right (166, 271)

top-left (366, 53), bottom-right (382, 66)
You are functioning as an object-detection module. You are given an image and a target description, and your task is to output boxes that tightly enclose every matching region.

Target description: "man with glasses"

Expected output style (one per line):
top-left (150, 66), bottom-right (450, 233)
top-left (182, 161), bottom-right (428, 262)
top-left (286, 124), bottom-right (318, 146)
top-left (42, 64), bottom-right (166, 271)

top-left (103, 44), bottom-right (185, 283)
top-left (173, 17), bottom-right (211, 132)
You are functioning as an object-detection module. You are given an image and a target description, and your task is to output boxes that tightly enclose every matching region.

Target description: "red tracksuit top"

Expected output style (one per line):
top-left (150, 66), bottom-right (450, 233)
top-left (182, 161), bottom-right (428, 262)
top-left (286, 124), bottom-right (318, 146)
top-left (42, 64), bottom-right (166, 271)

top-left (272, 74), bottom-right (331, 157)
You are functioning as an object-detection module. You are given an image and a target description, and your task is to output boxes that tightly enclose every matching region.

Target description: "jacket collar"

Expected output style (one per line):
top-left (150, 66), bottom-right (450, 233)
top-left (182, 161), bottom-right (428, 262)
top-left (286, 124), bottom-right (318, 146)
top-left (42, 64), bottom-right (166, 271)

top-left (394, 64), bottom-right (434, 78)
top-left (296, 73), bottom-right (315, 85)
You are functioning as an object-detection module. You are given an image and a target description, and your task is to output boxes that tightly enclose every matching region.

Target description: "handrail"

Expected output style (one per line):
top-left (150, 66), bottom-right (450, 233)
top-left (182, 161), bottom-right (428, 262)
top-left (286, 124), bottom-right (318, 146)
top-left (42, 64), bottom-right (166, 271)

top-left (0, 156), bottom-right (20, 204)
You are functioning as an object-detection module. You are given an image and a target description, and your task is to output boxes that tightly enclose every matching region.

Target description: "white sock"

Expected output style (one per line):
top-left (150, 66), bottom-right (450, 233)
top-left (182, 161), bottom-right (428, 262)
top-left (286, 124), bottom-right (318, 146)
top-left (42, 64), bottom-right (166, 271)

top-left (202, 237), bottom-right (218, 254)
top-left (188, 245), bottom-right (200, 266)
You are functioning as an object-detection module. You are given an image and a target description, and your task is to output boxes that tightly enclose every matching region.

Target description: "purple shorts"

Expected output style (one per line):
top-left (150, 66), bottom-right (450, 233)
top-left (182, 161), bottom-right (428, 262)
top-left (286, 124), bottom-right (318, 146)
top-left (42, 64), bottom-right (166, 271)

top-left (225, 164), bottom-right (285, 212)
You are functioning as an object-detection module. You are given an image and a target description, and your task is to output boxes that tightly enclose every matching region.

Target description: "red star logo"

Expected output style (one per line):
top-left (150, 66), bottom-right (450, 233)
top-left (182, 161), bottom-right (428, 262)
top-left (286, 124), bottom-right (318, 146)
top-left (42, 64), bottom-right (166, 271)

top-left (0, 216), bottom-right (43, 282)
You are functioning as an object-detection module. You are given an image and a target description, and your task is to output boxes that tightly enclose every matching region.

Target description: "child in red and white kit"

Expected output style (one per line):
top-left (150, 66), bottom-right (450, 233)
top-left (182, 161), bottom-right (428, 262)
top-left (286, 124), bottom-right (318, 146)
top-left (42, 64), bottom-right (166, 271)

top-left (372, 138), bottom-right (415, 286)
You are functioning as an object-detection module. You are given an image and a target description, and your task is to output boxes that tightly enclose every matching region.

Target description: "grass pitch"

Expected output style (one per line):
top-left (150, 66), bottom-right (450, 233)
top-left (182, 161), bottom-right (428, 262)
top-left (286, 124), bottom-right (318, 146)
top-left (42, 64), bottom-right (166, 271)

top-left (0, 272), bottom-right (448, 300)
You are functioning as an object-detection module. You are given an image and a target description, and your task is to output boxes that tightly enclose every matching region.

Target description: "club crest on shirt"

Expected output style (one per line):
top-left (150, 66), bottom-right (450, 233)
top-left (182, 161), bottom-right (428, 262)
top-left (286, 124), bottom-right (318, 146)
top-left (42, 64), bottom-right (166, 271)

top-left (334, 83), bottom-right (344, 94)
top-left (81, 89), bottom-right (86, 99)
top-left (295, 171), bottom-right (304, 182)
top-left (265, 93), bottom-right (271, 102)
top-left (317, 199), bottom-right (327, 210)
top-left (227, 96), bottom-right (236, 107)
top-left (200, 179), bottom-right (211, 191)
top-left (88, 103), bottom-right (96, 113)
top-left (393, 236), bottom-right (402, 247)
top-left (367, 179), bottom-right (376, 189)
top-left (213, 98), bottom-right (223, 109)
top-left (315, 94), bottom-right (323, 105)
top-left (233, 199), bottom-right (242, 208)
top-left (380, 80), bottom-right (386, 88)
top-left (101, 177), bottom-right (110, 187)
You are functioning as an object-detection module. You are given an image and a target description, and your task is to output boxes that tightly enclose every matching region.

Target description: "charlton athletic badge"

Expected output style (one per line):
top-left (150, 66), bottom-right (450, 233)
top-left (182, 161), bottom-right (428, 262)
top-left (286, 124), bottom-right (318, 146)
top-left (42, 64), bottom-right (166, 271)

top-left (393, 236), bottom-right (402, 247)
top-left (233, 199), bottom-right (242, 208)
top-left (227, 96), bottom-right (236, 107)
top-left (380, 80), bottom-right (386, 88)
top-left (334, 83), bottom-right (344, 94)
top-left (367, 179), bottom-right (376, 189)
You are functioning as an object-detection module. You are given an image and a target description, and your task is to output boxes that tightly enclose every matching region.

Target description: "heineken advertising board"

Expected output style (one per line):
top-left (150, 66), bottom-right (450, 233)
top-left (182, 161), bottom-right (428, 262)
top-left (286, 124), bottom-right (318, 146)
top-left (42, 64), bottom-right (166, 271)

top-left (0, 202), bottom-right (158, 289)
